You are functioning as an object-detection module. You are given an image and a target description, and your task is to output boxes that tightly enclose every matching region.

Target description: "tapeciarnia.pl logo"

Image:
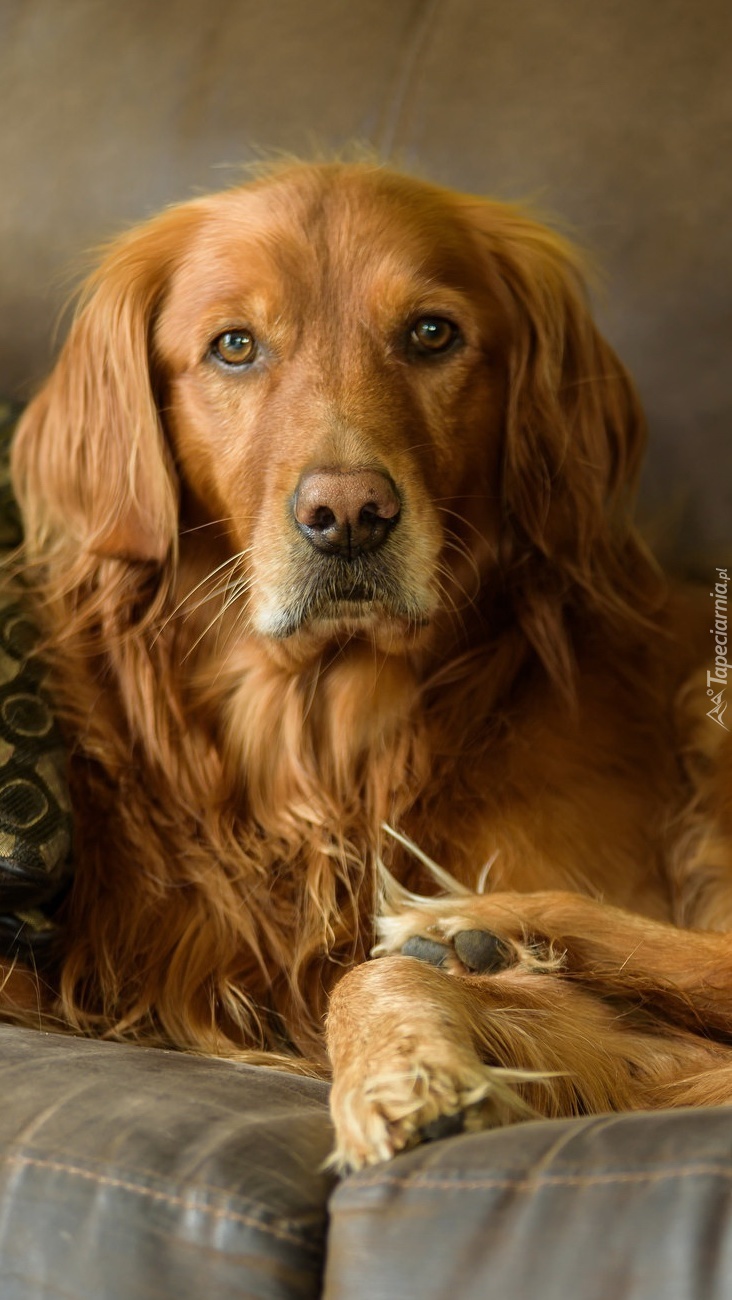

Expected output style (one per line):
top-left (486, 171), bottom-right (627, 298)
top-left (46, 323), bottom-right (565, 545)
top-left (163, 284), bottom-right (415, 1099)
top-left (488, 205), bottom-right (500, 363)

top-left (707, 567), bottom-right (729, 729)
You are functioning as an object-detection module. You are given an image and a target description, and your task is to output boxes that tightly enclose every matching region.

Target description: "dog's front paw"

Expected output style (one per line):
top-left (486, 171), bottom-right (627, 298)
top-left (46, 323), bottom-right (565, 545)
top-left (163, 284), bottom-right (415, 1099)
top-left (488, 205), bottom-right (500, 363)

top-left (328, 1033), bottom-right (526, 1173)
top-left (326, 955), bottom-right (534, 1174)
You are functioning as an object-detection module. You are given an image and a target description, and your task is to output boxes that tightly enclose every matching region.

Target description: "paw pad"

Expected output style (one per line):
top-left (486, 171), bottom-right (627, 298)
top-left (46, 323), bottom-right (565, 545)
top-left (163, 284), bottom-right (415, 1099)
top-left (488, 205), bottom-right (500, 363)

top-left (400, 936), bottom-right (452, 967)
top-left (453, 929), bottom-right (513, 973)
top-left (400, 928), bottom-right (514, 974)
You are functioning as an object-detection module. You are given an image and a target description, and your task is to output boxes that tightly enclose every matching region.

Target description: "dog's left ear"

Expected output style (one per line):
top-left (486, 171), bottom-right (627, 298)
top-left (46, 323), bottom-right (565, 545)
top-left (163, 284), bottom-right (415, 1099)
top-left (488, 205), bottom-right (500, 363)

top-left (12, 204), bottom-right (202, 566)
top-left (462, 201), bottom-right (646, 567)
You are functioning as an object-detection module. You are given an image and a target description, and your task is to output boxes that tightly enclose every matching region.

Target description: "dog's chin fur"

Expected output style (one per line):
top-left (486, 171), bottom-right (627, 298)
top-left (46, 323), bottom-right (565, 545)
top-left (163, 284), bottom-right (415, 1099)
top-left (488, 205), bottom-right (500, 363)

top-left (9, 160), bottom-right (731, 1134)
top-left (258, 597), bottom-right (430, 644)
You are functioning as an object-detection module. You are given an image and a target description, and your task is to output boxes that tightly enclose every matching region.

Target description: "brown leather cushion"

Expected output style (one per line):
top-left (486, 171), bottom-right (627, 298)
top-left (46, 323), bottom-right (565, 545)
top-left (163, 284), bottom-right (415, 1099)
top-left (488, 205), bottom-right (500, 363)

top-left (4, 1018), bottom-right (732, 1300)
top-left (0, 1026), bottom-right (335, 1300)
top-left (326, 1106), bottom-right (732, 1300)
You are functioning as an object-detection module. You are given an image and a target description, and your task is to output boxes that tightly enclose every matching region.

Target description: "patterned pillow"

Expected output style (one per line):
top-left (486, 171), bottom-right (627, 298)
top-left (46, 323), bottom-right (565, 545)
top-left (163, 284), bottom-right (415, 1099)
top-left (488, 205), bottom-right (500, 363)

top-left (0, 400), bottom-right (72, 959)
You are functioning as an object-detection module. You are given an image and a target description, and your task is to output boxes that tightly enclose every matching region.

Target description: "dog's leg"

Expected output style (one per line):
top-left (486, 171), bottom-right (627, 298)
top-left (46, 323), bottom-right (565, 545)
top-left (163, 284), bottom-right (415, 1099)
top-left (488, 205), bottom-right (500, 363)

top-left (378, 889), bottom-right (732, 1035)
top-left (327, 891), bottom-right (732, 1171)
top-left (326, 955), bottom-right (538, 1171)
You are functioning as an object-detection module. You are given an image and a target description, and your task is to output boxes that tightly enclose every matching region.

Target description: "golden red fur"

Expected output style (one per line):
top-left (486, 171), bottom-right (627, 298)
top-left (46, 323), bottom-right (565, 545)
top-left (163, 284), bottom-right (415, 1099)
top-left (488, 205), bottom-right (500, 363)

top-left (10, 161), bottom-right (732, 1166)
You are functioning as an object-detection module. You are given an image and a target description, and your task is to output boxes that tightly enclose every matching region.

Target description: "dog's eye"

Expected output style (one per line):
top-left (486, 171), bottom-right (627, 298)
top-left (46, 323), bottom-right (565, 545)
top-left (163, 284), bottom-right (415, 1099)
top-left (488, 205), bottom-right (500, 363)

top-left (409, 317), bottom-right (460, 356)
top-left (211, 329), bottom-right (257, 367)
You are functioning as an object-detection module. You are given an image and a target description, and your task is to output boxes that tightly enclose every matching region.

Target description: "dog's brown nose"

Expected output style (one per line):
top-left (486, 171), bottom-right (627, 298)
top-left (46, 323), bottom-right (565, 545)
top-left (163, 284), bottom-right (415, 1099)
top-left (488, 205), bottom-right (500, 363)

top-left (293, 469), bottom-right (400, 558)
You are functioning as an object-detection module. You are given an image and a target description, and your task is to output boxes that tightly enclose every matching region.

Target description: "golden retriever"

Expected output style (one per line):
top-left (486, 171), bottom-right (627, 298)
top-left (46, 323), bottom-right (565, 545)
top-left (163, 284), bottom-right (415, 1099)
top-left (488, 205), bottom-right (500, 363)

top-left (11, 160), bottom-right (732, 1170)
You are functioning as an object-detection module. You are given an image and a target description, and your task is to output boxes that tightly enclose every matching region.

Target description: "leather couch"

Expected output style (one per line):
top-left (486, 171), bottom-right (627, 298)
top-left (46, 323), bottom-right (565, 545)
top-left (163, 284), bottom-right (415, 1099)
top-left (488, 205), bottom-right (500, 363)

top-left (1, 3), bottom-right (731, 1296)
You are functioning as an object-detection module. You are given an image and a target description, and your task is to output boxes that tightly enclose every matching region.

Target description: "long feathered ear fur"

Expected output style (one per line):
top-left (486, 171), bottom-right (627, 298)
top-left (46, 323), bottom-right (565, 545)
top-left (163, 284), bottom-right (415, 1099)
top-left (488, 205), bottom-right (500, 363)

top-left (461, 200), bottom-right (662, 685)
top-left (488, 209), bottom-right (644, 555)
top-left (12, 206), bottom-right (200, 566)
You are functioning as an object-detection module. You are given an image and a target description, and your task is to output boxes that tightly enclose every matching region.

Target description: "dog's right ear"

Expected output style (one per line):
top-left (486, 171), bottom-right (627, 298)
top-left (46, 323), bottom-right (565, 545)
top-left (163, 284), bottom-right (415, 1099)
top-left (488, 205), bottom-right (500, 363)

top-left (12, 205), bottom-right (201, 565)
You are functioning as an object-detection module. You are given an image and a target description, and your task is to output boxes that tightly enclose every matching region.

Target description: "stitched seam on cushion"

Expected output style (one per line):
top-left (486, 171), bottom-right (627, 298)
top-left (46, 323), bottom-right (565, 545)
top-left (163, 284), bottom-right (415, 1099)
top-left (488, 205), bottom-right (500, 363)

top-left (348, 1164), bottom-right (732, 1193)
top-left (0, 1153), bottom-right (320, 1248)
top-left (11, 1137), bottom-right (330, 1227)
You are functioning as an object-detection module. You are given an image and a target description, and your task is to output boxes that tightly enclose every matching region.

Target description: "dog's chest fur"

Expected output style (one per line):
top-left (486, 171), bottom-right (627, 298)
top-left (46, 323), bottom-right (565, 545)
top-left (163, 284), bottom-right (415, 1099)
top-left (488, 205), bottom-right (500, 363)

top-left (215, 637), bottom-right (682, 926)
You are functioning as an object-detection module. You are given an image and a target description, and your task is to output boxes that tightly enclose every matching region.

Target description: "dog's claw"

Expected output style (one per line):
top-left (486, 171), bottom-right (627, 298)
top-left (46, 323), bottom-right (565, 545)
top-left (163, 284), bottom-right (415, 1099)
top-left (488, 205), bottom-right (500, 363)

top-left (419, 1110), bottom-right (466, 1142)
top-left (453, 928), bottom-right (513, 973)
top-left (400, 936), bottom-right (452, 967)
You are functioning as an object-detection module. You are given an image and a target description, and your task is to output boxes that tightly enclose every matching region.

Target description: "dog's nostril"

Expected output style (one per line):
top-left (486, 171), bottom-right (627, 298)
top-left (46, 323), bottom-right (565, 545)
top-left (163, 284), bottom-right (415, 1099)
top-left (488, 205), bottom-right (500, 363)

top-left (312, 506), bottom-right (337, 531)
top-left (359, 503), bottom-right (379, 525)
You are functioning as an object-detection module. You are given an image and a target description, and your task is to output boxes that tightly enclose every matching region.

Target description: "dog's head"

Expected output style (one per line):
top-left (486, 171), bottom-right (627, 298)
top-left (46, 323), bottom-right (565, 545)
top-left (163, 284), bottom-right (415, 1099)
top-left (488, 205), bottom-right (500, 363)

top-left (13, 163), bottom-right (647, 668)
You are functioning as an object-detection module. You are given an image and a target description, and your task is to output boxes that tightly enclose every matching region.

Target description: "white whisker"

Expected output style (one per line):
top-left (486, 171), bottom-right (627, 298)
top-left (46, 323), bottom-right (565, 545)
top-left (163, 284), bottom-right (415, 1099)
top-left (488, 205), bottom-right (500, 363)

top-left (153, 548), bottom-right (254, 644)
top-left (380, 822), bottom-right (472, 896)
top-left (476, 850), bottom-right (500, 894)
